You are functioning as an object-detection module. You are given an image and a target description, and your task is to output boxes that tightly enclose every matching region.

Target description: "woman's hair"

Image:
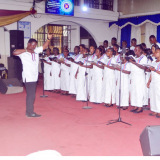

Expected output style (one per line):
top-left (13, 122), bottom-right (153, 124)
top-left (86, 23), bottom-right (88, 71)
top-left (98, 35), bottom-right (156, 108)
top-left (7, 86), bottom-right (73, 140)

top-left (113, 44), bottom-right (119, 49)
top-left (143, 48), bottom-right (152, 56)
top-left (107, 47), bottom-right (115, 55)
top-left (151, 44), bottom-right (159, 50)
top-left (96, 47), bottom-right (103, 54)
top-left (126, 50), bottom-right (135, 57)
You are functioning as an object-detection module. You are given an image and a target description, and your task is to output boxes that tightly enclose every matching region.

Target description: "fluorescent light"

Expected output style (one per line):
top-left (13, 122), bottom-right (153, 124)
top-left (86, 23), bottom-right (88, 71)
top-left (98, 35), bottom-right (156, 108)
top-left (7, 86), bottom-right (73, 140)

top-left (82, 6), bottom-right (88, 11)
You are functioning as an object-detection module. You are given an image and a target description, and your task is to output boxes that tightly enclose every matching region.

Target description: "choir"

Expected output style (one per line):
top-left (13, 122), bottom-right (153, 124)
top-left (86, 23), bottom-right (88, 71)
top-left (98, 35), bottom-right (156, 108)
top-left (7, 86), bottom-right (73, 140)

top-left (42, 35), bottom-right (160, 118)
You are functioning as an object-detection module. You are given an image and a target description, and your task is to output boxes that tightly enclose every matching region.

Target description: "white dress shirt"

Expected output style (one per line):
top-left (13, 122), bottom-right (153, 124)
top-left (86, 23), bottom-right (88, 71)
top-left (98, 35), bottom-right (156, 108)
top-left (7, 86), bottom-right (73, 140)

top-left (17, 46), bottom-right (43, 82)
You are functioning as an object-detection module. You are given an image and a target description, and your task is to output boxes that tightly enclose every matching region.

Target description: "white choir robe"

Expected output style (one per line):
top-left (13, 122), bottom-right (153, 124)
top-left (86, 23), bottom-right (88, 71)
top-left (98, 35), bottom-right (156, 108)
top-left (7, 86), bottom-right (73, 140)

top-left (69, 54), bottom-right (83, 94)
top-left (76, 63), bottom-right (87, 101)
top-left (130, 55), bottom-right (147, 108)
top-left (51, 54), bottom-right (64, 90)
top-left (102, 57), bottom-right (116, 104)
top-left (114, 54), bottom-right (121, 82)
top-left (60, 59), bottom-right (71, 91)
top-left (90, 56), bottom-right (105, 103)
top-left (44, 57), bottom-right (53, 90)
top-left (150, 61), bottom-right (160, 113)
top-left (116, 62), bottom-right (131, 106)
top-left (87, 54), bottom-right (97, 96)
top-left (143, 58), bottom-right (152, 106)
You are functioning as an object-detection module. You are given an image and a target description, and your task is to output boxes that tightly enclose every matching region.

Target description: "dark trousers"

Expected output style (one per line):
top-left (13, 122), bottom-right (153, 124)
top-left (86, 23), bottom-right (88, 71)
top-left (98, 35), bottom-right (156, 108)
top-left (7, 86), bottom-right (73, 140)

top-left (25, 82), bottom-right (37, 114)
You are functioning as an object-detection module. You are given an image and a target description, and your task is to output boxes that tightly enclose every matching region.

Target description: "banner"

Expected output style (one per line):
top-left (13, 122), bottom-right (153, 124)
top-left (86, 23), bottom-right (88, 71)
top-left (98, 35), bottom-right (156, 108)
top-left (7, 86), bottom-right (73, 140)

top-left (45, 0), bottom-right (74, 16)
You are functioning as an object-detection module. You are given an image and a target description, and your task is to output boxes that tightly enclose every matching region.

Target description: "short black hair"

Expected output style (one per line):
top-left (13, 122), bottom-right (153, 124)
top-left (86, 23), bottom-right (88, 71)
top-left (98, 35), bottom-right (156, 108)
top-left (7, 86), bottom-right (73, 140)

top-left (75, 46), bottom-right (80, 50)
top-left (107, 47), bottom-right (115, 54)
top-left (140, 43), bottom-right (147, 50)
top-left (53, 47), bottom-right (59, 53)
top-left (103, 40), bottom-right (108, 44)
top-left (113, 44), bottom-right (119, 49)
top-left (90, 45), bottom-right (96, 49)
top-left (28, 38), bottom-right (37, 44)
top-left (136, 44), bottom-right (143, 51)
top-left (151, 44), bottom-right (160, 50)
top-left (79, 44), bottom-right (86, 49)
top-left (126, 50), bottom-right (135, 57)
top-left (112, 37), bottom-right (117, 42)
top-left (131, 38), bottom-right (137, 42)
top-left (149, 35), bottom-right (156, 39)
top-left (144, 48), bottom-right (152, 56)
top-left (96, 47), bottom-right (103, 53)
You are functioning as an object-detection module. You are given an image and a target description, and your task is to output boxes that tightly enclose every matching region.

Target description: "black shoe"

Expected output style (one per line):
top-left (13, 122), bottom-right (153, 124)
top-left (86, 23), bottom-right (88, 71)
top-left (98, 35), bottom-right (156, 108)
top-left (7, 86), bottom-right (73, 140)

top-left (26, 113), bottom-right (41, 118)
top-left (106, 104), bottom-right (113, 108)
top-left (116, 106), bottom-right (122, 109)
top-left (143, 105), bottom-right (150, 110)
top-left (122, 107), bottom-right (128, 110)
top-left (149, 113), bottom-right (156, 116)
top-left (134, 109), bottom-right (143, 113)
top-left (156, 114), bottom-right (160, 118)
top-left (130, 108), bottom-right (138, 112)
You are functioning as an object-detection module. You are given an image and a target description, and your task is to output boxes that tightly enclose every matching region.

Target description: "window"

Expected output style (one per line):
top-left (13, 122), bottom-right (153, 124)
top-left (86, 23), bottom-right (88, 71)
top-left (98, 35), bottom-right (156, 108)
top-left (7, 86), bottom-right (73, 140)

top-left (84, 0), bottom-right (113, 11)
top-left (32, 25), bottom-right (71, 53)
top-left (74, 0), bottom-right (80, 6)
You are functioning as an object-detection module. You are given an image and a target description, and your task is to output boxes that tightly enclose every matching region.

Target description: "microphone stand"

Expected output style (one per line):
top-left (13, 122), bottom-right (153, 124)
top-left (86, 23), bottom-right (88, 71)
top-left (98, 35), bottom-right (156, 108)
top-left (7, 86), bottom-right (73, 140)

top-left (40, 59), bottom-right (48, 98)
top-left (106, 54), bottom-right (131, 126)
top-left (83, 54), bottom-right (92, 109)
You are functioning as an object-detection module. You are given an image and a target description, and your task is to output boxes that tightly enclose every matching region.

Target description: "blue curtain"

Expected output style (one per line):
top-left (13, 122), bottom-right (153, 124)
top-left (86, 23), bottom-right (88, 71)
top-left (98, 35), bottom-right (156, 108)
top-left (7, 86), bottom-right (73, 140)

top-left (157, 25), bottom-right (160, 43)
top-left (109, 13), bottom-right (160, 28)
top-left (120, 24), bottom-right (131, 48)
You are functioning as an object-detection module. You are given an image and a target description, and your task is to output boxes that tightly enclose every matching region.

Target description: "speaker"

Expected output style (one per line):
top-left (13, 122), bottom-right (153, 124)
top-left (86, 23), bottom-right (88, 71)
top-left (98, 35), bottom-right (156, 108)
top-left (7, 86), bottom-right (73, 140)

top-left (8, 57), bottom-right (22, 80)
top-left (140, 125), bottom-right (160, 156)
top-left (0, 78), bottom-right (23, 94)
top-left (10, 30), bottom-right (24, 56)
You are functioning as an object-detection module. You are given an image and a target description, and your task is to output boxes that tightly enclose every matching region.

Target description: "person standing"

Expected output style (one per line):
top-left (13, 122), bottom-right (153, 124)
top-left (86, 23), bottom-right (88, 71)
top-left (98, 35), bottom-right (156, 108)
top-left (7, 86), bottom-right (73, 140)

top-left (69, 46), bottom-right (82, 96)
top-left (103, 48), bottom-right (116, 107)
top-left (43, 48), bottom-right (53, 91)
top-left (129, 45), bottom-right (147, 113)
top-left (13, 33), bottom-right (53, 117)
top-left (59, 49), bottom-right (71, 95)
top-left (147, 48), bottom-right (160, 118)
top-left (115, 57), bottom-right (131, 110)
top-left (90, 48), bottom-right (104, 104)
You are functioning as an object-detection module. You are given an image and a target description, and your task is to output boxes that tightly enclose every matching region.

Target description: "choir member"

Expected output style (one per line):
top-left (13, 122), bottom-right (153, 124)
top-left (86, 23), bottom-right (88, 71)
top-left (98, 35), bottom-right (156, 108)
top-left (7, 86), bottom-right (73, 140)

top-left (149, 35), bottom-right (160, 48)
top-left (147, 48), bottom-right (160, 118)
top-left (90, 48), bottom-right (104, 104)
top-left (103, 40), bottom-right (109, 51)
top-left (75, 53), bottom-right (92, 101)
top-left (130, 38), bottom-right (137, 51)
top-left (59, 49), bottom-right (71, 95)
top-left (129, 45), bottom-right (147, 113)
top-left (43, 48), bottom-right (53, 91)
top-left (51, 47), bottom-right (64, 93)
top-left (69, 46), bottom-right (83, 95)
top-left (151, 44), bottom-right (159, 62)
top-left (115, 56), bottom-right (131, 110)
top-left (103, 48), bottom-right (116, 107)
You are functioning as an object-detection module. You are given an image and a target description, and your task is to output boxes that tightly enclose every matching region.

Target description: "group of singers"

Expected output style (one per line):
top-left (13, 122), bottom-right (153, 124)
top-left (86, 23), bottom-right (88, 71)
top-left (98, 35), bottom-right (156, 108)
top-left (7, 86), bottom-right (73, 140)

top-left (41, 35), bottom-right (160, 118)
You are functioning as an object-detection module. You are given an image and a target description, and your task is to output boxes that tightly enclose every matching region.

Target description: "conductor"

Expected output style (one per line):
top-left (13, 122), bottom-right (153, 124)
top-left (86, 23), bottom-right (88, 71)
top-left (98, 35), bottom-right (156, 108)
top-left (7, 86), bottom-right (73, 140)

top-left (13, 33), bottom-right (53, 117)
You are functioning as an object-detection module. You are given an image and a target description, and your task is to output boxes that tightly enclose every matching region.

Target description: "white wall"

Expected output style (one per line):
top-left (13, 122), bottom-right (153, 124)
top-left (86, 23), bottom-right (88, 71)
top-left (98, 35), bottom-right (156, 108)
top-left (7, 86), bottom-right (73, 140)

top-left (0, 0), bottom-right (119, 67)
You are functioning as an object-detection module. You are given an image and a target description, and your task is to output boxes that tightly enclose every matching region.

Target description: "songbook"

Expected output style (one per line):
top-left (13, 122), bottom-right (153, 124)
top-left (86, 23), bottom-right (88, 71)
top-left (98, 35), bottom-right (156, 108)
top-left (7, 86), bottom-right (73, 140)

top-left (142, 64), bottom-right (154, 68)
top-left (97, 61), bottom-right (105, 65)
top-left (49, 57), bottom-right (58, 61)
top-left (66, 57), bottom-right (74, 62)
top-left (111, 63), bottom-right (120, 68)
top-left (125, 56), bottom-right (136, 62)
